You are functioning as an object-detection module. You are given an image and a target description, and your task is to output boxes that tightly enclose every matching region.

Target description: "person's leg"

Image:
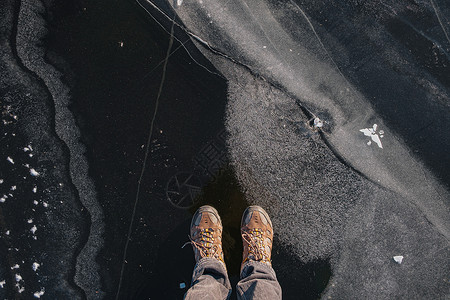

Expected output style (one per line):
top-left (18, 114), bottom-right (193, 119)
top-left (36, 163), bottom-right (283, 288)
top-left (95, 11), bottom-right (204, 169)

top-left (236, 206), bottom-right (282, 300)
top-left (184, 205), bottom-right (231, 300)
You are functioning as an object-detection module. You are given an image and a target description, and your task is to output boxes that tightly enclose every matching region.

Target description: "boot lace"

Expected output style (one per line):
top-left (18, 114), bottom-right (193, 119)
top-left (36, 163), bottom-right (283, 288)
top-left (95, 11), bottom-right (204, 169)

top-left (184, 228), bottom-right (224, 262)
top-left (241, 228), bottom-right (271, 264)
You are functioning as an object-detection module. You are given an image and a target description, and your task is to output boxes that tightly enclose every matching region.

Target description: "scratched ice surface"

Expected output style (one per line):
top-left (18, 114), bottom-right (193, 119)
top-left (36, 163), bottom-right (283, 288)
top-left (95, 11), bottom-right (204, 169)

top-left (1, 0), bottom-right (449, 299)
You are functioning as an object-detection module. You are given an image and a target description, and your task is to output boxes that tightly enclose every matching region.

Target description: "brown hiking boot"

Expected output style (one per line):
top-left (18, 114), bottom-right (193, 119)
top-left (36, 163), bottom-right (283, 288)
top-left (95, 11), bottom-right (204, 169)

top-left (241, 206), bottom-right (273, 268)
top-left (188, 205), bottom-right (225, 266)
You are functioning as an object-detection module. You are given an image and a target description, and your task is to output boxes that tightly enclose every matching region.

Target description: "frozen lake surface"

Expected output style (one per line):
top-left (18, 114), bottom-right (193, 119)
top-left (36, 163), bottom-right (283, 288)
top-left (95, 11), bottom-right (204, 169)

top-left (0, 0), bottom-right (449, 298)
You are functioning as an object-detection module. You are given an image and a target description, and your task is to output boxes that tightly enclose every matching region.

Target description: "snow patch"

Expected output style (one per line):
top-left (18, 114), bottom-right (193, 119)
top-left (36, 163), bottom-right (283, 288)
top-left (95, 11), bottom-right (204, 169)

top-left (313, 117), bottom-right (323, 128)
top-left (30, 169), bottom-right (40, 176)
top-left (393, 255), bottom-right (404, 264)
top-left (32, 262), bottom-right (40, 272)
top-left (34, 289), bottom-right (45, 298)
top-left (359, 124), bottom-right (384, 149)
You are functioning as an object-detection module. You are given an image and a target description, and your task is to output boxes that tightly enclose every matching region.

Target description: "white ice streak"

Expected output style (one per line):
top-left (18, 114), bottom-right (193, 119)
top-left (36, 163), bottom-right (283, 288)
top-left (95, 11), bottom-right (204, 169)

top-left (34, 289), bottom-right (45, 298)
top-left (32, 262), bottom-right (40, 272)
top-left (30, 168), bottom-right (40, 176)
top-left (33, 186), bottom-right (37, 193)
top-left (7, 157), bottom-right (14, 164)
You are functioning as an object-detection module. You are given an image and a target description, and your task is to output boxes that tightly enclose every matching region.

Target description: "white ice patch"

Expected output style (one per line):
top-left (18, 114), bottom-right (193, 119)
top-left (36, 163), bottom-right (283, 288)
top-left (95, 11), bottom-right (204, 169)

top-left (15, 274), bottom-right (22, 282)
top-left (0, 196), bottom-right (6, 203)
top-left (33, 186), bottom-right (37, 193)
top-left (0, 179), bottom-right (3, 184)
top-left (30, 225), bottom-right (37, 234)
top-left (30, 168), bottom-right (40, 176)
top-left (32, 262), bottom-right (40, 272)
top-left (359, 124), bottom-right (384, 149)
top-left (7, 157), bottom-right (14, 164)
top-left (27, 219), bottom-right (33, 224)
top-left (11, 185), bottom-right (16, 190)
top-left (34, 289), bottom-right (45, 298)
top-left (393, 255), bottom-right (404, 264)
top-left (33, 200), bottom-right (39, 205)
top-left (11, 264), bottom-right (19, 270)
top-left (6, 230), bottom-right (10, 235)
top-left (313, 117), bottom-right (323, 128)
top-left (42, 202), bottom-right (48, 208)
top-left (0, 280), bottom-right (5, 288)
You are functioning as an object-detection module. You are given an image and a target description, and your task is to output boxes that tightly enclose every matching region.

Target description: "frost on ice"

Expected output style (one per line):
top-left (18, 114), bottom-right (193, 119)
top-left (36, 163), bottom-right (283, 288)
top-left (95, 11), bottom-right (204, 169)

top-left (360, 124), bottom-right (384, 149)
top-left (34, 289), bottom-right (45, 298)
top-left (30, 168), bottom-right (40, 176)
top-left (32, 262), bottom-right (40, 272)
